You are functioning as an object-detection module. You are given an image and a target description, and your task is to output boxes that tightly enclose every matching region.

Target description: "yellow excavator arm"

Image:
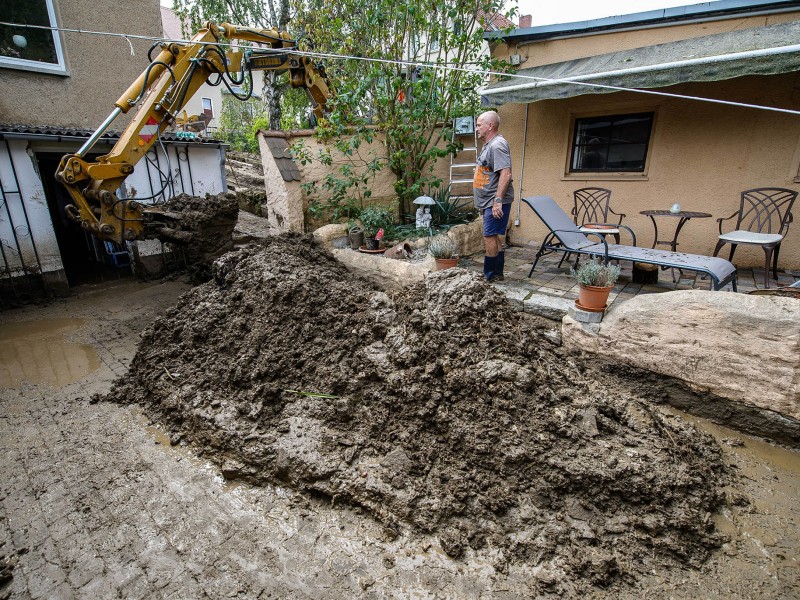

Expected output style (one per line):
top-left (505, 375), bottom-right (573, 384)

top-left (56, 22), bottom-right (331, 244)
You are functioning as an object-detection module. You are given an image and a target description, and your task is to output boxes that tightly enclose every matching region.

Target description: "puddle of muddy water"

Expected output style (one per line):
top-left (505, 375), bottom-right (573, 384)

top-left (665, 407), bottom-right (800, 585)
top-left (0, 318), bottom-right (100, 388)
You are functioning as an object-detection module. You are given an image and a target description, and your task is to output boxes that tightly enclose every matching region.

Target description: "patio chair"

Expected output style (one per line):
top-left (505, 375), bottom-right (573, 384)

top-left (572, 187), bottom-right (626, 231)
top-left (523, 195), bottom-right (737, 291)
top-left (712, 187), bottom-right (797, 288)
top-left (560, 187), bottom-right (625, 267)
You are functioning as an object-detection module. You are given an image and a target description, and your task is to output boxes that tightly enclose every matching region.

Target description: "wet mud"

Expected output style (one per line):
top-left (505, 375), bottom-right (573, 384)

top-left (107, 235), bottom-right (731, 595)
top-left (0, 318), bottom-right (100, 387)
top-left (153, 192), bottom-right (239, 281)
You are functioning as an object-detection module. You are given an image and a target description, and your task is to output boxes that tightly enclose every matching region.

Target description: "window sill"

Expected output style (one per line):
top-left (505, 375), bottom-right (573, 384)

top-left (562, 172), bottom-right (649, 182)
top-left (0, 60), bottom-right (68, 76)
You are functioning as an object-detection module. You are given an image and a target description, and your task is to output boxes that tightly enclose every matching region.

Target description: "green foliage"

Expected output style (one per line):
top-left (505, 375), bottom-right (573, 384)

top-left (291, 0), bottom-right (515, 216)
top-left (293, 138), bottom-right (384, 224)
top-left (571, 258), bottom-right (621, 287)
top-left (387, 223), bottom-right (431, 242)
top-left (173, 0), bottom-right (276, 33)
top-left (359, 204), bottom-right (396, 238)
top-left (428, 186), bottom-right (475, 227)
top-left (213, 93), bottom-right (260, 152)
top-left (427, 234), bottom-right (458, 259)
top-left (280, 87), bottom-right (314, 130)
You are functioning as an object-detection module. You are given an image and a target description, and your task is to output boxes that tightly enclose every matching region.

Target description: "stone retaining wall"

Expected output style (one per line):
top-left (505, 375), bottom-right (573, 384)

top-left (562, 290), bottom-right (800, 442)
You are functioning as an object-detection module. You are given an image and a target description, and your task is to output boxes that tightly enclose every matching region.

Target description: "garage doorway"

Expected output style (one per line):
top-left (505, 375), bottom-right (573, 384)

top-left (36, 153), bottom-right (133, 287)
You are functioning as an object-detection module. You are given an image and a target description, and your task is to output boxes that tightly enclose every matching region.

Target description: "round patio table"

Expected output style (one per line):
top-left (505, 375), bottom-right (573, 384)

top-left (639, 209), bottom-right (712, 282)
top-left (639, 209), bottom-right (712, 252)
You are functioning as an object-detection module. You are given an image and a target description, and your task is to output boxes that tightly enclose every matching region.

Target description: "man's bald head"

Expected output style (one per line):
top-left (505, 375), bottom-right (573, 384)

top-left (479, 111), bottom-right (500, 128)
top-left (476, 111), bottom-right (501, 141)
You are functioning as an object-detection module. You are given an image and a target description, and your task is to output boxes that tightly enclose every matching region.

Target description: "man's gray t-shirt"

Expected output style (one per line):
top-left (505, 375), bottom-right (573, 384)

top-left (473, 134), bottom-right (514, 211)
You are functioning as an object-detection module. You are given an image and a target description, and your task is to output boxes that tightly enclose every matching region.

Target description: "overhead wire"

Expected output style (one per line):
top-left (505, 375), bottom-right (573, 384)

top-left (5, 16), bottom-right (799, 236)
top-left (3, 19), bottom-right (800, 116)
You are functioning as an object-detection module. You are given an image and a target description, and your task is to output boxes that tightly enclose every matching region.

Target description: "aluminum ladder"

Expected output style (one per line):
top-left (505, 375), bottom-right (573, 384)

top-left (448, 116), bottom-right (478, 206)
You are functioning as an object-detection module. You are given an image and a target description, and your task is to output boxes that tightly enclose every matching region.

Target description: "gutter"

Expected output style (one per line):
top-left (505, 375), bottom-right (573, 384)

top-left (487, 0), bottom-right (800, 45)
top-left (482, 42), bottom-right (800, 97)
top-left (0, 133), bottom-right (115, 143)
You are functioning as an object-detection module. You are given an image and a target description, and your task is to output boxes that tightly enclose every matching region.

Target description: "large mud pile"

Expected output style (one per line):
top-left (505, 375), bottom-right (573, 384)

top-left (108, 235), bottom-right (728, 594)
top-left (153, 192), bottom-right (239, 280)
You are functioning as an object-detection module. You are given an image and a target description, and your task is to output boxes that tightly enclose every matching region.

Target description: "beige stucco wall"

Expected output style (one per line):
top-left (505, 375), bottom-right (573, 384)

top-left (0, 0), bottom-right (163, 130)
top-left (491, 15), bottom-right (800, 270)
top-left (257, 133), bottom-right (304, 233)
top-left (276, 129), bottom-right (451, 230)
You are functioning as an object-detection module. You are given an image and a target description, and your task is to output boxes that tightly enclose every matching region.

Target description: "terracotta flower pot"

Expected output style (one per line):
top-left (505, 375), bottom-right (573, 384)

top-left (434, 257), bottom-right (459, 271)
top-left (364, 237), bottom-right (379, 251)
top-left (576, 283), bottom-right (613, 312)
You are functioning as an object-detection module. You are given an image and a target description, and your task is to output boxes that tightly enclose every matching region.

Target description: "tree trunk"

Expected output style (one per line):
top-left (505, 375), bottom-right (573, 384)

top-left (259, 71), bottom-right (282, 131)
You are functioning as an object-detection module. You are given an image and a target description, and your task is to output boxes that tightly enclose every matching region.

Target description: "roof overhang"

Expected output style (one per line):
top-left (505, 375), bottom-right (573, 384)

top-left (0, 124), bottom-right (227, 146)
top-left (482, 20), bottom-right (800, 105)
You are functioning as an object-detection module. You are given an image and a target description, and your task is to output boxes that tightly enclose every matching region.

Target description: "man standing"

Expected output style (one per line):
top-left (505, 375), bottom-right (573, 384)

top-left (473, 111), bottom-right (513, 282)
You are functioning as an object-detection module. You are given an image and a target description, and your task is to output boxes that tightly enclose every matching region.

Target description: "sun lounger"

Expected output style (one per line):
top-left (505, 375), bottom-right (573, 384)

top-left (523, 196), bottom-right (738, 291)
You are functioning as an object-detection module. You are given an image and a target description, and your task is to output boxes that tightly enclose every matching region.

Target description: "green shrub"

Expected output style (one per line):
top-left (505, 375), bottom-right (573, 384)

top-left (359, 204), bottom-right (395, 238)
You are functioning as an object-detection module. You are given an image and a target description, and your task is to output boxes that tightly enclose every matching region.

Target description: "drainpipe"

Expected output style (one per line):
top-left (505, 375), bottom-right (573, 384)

top-left (515, 103), bottom-right (529, 227)
top-left (219, 147), bottom-right (229, 193)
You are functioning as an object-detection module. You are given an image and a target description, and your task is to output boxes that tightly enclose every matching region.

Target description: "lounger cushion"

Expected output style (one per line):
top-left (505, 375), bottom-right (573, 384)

top-left (580, 225), bottom-right (620, 235)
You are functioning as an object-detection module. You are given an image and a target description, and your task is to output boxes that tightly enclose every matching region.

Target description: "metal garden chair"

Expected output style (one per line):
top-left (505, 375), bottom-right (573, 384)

top-left (713, 187), bottom-right (797, 288)
top-left (560, 187), bottom-right (626, 267)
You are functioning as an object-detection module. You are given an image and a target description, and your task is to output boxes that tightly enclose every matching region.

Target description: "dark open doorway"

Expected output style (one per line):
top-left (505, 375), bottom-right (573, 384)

top-left (36, 152), bottom-right (133, 287)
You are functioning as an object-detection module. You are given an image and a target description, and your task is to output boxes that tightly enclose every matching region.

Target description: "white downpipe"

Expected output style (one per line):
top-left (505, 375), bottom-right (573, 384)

top-left (515, 103), bottom-right (529, 227)
top-left (482, 43), bottom-right (800, 97)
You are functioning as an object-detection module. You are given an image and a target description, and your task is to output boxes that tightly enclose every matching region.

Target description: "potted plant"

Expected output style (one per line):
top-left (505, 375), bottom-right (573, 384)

top-left (428, 235), bottom-right (460, 270)
top-left (359, 205), bottom-right (394, 250)
top-left (572, 258), bottom-right (621, 311)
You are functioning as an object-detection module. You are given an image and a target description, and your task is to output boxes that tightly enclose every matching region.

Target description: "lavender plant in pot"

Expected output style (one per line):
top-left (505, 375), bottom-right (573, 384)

top-left (428, 235), bottom-right (459, 270)
top-left (571, 258), bottom-right (621, 312)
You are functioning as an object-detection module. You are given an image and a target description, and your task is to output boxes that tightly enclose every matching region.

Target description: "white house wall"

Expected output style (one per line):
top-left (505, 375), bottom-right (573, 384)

top-left (0, 139), bottom-right (227, 278)
top-left (124, 144), bottom-right (227, 204)
top-left (0, 140), bottom-right (63, 278)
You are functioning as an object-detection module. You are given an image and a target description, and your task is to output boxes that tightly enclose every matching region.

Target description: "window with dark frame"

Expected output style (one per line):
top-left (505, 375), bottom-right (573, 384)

top-left (570, 112), bottom-right (654, 173)
top-left (0, 0), bottom-right (63, 72)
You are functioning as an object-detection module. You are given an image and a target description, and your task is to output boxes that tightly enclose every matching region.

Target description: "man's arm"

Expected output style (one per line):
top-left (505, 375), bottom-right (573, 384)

top-left (495, 168), bottom-right (511, 200)
top-left (491, 168), bottom-right (512, 217)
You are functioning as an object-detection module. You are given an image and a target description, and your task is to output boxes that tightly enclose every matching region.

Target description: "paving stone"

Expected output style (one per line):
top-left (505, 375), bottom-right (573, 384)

top-left (65, 551), bottom-right (105, 589)
top-left (77, 573), bottom-right (121, 599)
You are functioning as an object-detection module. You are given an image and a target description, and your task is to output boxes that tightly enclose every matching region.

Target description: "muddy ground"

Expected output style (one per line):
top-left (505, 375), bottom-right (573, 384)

top-left (107, 235), bottom-right (738, 597)
top-left (1, 273), bottom-right (798, 598)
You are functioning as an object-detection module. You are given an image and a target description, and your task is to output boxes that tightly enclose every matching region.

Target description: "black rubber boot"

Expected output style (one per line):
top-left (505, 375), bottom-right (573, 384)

top-left (495, 250), bottom-right (505, 281)
top-left (483, 255), bottom-right (497, 281)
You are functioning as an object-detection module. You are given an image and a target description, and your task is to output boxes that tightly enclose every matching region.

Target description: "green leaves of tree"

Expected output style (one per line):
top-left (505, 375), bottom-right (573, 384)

top-left (292, 0), bottom-right (513, 217)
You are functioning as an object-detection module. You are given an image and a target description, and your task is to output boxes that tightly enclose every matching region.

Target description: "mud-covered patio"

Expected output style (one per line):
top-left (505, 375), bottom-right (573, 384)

top-left (1, 232), bottom-right (798, 599)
